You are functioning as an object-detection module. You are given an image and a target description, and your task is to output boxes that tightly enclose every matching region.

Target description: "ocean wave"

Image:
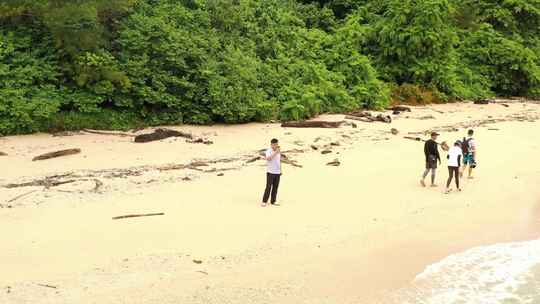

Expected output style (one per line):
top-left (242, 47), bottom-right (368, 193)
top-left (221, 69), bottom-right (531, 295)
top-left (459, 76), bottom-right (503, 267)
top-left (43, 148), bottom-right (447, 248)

top-left (388, 239), bottom-right (540, 304)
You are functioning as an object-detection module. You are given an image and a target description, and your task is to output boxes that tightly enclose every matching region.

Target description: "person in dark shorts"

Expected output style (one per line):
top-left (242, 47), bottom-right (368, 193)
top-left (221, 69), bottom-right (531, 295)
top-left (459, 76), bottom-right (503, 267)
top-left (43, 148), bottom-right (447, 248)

top-left (261, 138), bottom-right (282, 207)
top-left (460, 129), bottom-right (477, 179)
top-left (421, 132), bottom-right (441, 187)
top-left (446, 141), bottom-right (463, 193)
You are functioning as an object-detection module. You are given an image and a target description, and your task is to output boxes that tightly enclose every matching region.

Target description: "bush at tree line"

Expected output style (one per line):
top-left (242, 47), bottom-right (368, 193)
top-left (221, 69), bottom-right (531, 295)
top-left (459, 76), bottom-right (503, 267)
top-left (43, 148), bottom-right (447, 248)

top-left (1, 0), bottom-right (539, 134)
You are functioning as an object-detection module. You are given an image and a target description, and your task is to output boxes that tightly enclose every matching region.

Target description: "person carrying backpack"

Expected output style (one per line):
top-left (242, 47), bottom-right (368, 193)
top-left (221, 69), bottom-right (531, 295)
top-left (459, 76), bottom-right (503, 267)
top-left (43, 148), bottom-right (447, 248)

top-left (460, 129), bottom-right (477, 179)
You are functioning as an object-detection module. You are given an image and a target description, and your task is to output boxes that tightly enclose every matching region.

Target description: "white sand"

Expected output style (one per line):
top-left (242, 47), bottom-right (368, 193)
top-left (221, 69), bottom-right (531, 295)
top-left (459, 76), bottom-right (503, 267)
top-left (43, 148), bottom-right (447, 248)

top-left (1, 101), bottom-right (539, 303)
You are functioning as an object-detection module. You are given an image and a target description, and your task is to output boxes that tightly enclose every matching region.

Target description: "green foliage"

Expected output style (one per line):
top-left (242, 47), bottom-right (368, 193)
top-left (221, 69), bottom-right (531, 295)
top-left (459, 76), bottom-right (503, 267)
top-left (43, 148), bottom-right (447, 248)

top-left (0, 26), bottom-right (62, 134)
top-left (0, 0), bottom-right (539, 135)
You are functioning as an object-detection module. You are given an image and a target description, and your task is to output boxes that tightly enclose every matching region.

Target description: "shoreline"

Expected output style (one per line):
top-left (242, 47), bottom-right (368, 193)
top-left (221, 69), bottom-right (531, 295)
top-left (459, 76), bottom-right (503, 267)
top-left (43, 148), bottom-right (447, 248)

top-left (1, 101), bottom-right (539, 303)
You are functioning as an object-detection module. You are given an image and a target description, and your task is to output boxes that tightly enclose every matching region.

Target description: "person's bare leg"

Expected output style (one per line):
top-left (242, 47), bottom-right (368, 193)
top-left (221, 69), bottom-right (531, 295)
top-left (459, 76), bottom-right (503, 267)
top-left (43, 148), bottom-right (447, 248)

top-left (430, 168), bottom-right (437, 186)
top-left (420, 169), bottom-right (429, 187)
top-left (468, 166), bottom-right (474, 179)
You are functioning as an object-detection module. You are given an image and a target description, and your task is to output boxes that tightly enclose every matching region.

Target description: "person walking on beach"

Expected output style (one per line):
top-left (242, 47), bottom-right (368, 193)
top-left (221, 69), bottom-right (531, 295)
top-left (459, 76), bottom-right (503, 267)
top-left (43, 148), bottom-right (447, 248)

top-left (460, 129), bottom-right (477, 179)
top-left (261, 138), bottom-right (282, 207)
top-left (445, 141), bottom-right (463, 194)
top-left (421, 132), bottom-right (441, 187)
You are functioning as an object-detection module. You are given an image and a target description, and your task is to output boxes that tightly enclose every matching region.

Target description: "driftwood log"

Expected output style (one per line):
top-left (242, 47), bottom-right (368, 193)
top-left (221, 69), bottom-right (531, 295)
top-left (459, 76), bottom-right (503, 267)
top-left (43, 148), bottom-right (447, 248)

top-left (83, 129), bottom-right (134, 137)
top-left (474, 99), bottom-right (492, 105)
top-left (32, 149), bottom-right (81, 161)
top-left (0, 152), bottom-right (7, 156)
top-left (345, 114), bottom-right (392, 124)
top-left (389, 106), bottom-right (411, 112)
top-left (134, 128), bottom-right (192, 143)
top-left (112, 213), bottom-right (165, 220)
top-left (281, 121), bottom-right (344, 128)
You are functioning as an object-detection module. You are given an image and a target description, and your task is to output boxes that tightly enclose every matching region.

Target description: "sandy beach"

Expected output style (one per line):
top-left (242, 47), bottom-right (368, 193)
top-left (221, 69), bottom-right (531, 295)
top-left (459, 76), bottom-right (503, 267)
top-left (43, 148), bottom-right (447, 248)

top-left (1, 101), bottom-right (539, 303)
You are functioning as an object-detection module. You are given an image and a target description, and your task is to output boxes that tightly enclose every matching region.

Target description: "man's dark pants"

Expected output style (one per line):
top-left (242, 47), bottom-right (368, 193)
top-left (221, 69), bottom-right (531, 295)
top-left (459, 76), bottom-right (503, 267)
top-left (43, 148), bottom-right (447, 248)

top-left (262, 173), bottom-right (281, 204)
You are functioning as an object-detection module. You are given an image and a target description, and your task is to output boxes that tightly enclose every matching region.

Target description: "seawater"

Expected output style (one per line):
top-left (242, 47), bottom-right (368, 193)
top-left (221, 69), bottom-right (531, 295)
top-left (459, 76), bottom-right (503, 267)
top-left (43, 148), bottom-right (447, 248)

top-left (387, 239), bottom-right (540, 304)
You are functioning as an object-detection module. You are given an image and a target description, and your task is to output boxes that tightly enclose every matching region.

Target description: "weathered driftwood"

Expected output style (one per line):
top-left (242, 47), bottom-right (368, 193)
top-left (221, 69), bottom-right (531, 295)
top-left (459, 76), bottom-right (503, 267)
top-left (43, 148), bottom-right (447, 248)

top-left (474, 99), bottom-right (492, 105)
top-left (389, 106), bottom-right (411, 112)
top-left (326, 159), bottom-right (341, 166)
top-left (404, 136), bottom-right (423, 142)
top-left (246, 156), bottom-right (261, 163)
top-left (112, 213), bottom-right (165, 220)
top-left (36, 284), bottom-right (57, 289)
top-left (282, 158), bottom-right (303, 168)
top-left (7, 190), bottom-right (38, 203)
top-left (83, 129), bottom-right (134, 137)
top-left (346, 112), bottom-right (392, 123)
top-left (32, 149), bottom-right (81, 161)
top-left (281, 121), bottom-right (344, 128)
top-left (134, 128), bottom-right (192, 143)
top-left (0, 151), bottom-right (7, 156)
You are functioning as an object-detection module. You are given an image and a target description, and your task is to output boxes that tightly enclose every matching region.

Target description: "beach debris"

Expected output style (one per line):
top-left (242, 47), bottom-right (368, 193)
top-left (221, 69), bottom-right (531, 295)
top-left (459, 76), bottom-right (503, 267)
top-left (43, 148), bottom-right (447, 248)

top-left (488, 128), bottom-right (500, 131)
top-left (389, 106), bottom-right (411, 113)
top-left (474, 99), bottom-right (492, 105)
top-left (501, 103), bottom-right (510, 107)
top-left (32, 148), bottom-right (81, 161)
top-left (246, 156), bottom-right (261, 163)
top-left (52, 131), bottom-right (81, 137)
top-left (281, 121), bottom-right (344, 128)
top-left (0, 151), bottom-right (7, 156)
top-left (37, 284), bottom-right (57, 289)
top-left (186, 138), bottom-right (213, 145)
top-left (134, 128), bottom-right (193, 143)
top-left (391, 128), bottom-right (399, 135)
top-left (418, 115), bottom-right (435, 120)
top-left (193, 259), bottom-right (203, 264)
top-left (343, 121), bottom-right (358, 128)
top-left (326, 159), bottom-right (341, 166)
top-left (345, 111), bottom-right (392, 123)
top-left (330, 141), bottom-right (340, 146)
top-left (404, 136), bottom-right (423, 142)
top-left (6, 190), bottom-right (38, 203)
top-left (83, 129), bottom-right (134, 137)
top-left (310, 145), bottom-right (319, 150)
top-left (196, 271), bottom-right (209, 275)
top-left (281, 155), bottom-right (302, 168)
top-left (217, 173), bottom-right (224, 176)
top-left (182, 177), bottom-right (192, 181)
top-left (321, 150), bottom-right (332, 154)
top-left (112, 212), bottom-right (165, 220)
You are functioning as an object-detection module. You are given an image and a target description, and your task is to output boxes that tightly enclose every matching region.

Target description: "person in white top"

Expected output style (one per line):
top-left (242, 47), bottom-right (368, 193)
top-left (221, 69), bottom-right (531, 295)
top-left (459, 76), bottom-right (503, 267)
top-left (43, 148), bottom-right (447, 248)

top-left (261, 138), bottom-right (282, 207)
top-left (445, 141), bottom-right (463, 194)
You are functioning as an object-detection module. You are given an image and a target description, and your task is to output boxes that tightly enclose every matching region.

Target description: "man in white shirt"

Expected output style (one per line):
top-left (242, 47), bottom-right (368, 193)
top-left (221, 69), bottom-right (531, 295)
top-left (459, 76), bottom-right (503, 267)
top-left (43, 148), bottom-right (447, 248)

top-left (261, 138), bottom-right (282, 207)
top-left (446, 141), bottom-right (463, 194)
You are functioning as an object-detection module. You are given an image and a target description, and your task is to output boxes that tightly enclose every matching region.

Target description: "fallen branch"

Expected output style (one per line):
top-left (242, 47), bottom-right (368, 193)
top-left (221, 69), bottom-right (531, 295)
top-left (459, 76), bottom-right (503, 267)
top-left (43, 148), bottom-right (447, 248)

top-left (7, 190), bottom-right (37, 203)
top-left (404, 136), bottom-right (423, 142)
top-left (36, 284), bottom-right (57, 289)
top-left (282, 158), bottom-right (303, 168)
top-left (32, 149), bottom-right (81, 161)
top-left (83, 129), bottom-right (134, 137)
top-left (246, 156), bottom-right (261, 163)
top-left (281, 121), bottom-right (344, 128)
top-left (112, 213), bottom-right (165, 220)
top-left (388, 106), bottom-right (411, 112)
top-left (134, 128), bottom-right (192, 143)
top-left (346, 113), bottom-right (391, 123)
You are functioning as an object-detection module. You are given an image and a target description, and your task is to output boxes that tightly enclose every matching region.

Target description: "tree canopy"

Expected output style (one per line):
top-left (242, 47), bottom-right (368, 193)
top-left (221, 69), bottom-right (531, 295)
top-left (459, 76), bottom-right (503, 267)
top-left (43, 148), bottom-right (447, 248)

top-left (1, 0), bottom-right (539, 134)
